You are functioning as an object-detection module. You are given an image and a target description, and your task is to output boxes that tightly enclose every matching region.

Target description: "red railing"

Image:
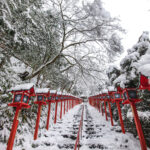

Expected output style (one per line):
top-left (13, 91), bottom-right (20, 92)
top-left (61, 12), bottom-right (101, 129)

top-left (74, 105), bottom-right (84, 150)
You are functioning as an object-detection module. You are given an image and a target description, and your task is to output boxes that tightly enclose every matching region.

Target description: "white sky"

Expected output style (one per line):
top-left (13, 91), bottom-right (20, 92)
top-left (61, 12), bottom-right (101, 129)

top-left (103, 0), bottom-right (150, 61)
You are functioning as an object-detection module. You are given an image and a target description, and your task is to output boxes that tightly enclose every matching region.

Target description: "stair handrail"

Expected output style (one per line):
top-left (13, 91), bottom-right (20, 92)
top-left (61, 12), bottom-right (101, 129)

top-left (74, 105), bottom-right (84, 150)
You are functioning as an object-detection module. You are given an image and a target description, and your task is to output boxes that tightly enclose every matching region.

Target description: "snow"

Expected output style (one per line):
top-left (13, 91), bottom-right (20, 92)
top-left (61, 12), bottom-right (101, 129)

top-left (130, 68), bottom-right (136, 79)
top-left (94, 92), bottom-right (101, 95)
top-left (2, 0), bottom-right (12, 16)
top-left (10, 57), bottom-right (32, 74)
top-left (57, 92), bottom-right (62, 95)
top-left (84, 0), bottom-right (111, 20)
top-left (80, 104), bottom-right (144, 150)
top-left (138, 64), bottom-right (150, 77)
top-left (106, 65), bottom-right (118, 74)
top-left (1, 104), bottom-right (7, 108)
top-left (3, 15), bottom-right (13, 30)
top-left (0, 86), bottom-right (2, 91)
top-left (139, 31), bottom-right (149, 42)
top-left (108, 86), bottom-right (116, 92)
top-left (102, 89), bottom-right (108, 93)
top-left (50, 90), bottom-right (56, 94)
top-left (1, 94), bottom-right (9, 98)
top-left (127, 110), bottom-right (150, 121)
top-left (127, 48), bottom-right (136, 54)
top-left (1, 103), bottom-right (149, 150)
top-left (113, 74), bottom-right (127, 88)
top-left (129, 32), bottom-right (150, 76)
top-left (36, 88), bottom-right (50, 94)
top-left (120, 52), bottom-right (139, 67)
top-left (136, 50), bottom-right (150, 76)
top-left (9, 83), bottom-right (34, 91)
top-left (22, 7), bottom-right (37, 28)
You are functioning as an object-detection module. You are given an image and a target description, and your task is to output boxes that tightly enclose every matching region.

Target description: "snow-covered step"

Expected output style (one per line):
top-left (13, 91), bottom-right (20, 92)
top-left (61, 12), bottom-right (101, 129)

top-left (26, 104), bottom-right (83, 150)
top-left (5, 103), bottom-right (149, 150)
top-left (80, 103), bottom-right (146, 150)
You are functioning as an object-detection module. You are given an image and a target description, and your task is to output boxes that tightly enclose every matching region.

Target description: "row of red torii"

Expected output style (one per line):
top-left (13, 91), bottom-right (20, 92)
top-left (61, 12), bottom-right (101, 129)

top-left (6, 83), bottom-right (83, 150)
top-left (88, 73), bottom-right (150, 150)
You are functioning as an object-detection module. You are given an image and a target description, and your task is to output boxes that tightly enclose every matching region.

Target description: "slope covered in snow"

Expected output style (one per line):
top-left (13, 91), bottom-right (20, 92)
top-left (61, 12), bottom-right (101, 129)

top-left (1, 102), bottom-right (148, 150)
top-left (81, 104), bottom-right (147, 150)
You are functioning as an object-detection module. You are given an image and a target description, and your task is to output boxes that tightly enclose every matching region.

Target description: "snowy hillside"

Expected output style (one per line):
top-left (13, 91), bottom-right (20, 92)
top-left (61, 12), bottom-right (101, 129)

top-left (2, 103), bottom-right (148, 150)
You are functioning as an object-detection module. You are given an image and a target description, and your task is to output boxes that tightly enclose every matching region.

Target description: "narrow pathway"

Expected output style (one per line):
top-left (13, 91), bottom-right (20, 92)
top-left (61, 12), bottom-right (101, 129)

top-left (29, 104), bottom-right (82, 150)
top-left (80, 103), bottom-right (143, 150)
top-left (81, 104), bottom-right (107, 149)
top-left (12, 102), bottom-right (149, 150)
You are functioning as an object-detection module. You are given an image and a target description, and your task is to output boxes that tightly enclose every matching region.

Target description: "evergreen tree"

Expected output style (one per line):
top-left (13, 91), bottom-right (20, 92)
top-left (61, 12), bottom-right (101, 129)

top-left (113, 32), bottom-right (150, 88)
top-left (107, 32), bottom-right (150, 146)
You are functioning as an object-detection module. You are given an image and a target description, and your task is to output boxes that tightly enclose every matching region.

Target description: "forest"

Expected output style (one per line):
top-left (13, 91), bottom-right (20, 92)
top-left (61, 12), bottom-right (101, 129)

top-left (0, 0), bottom-right (150, 149)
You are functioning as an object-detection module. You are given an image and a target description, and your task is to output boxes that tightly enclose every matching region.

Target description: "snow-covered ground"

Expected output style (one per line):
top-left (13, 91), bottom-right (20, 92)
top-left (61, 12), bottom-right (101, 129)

top-left (1, 102), bottom-right (149, 150)
top-left (81, 104), bottom-right (146, 150)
